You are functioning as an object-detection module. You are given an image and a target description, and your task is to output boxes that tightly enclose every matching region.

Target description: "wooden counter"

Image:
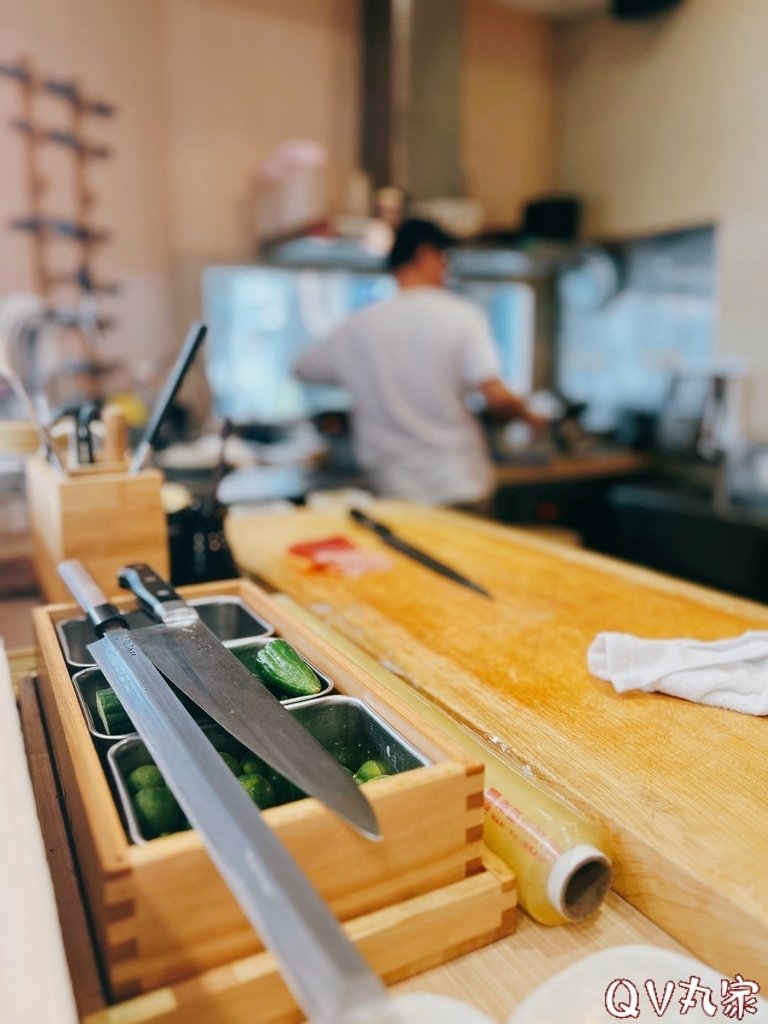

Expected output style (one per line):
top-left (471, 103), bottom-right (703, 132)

top-left (227, 500), bottom-right (768, 985)
top-left (3, 643), bottom-right (690, 1024)
top-left (3, 613), bottom-right (690, 1024)
top-left (493, 449), bottom-right (651, 487)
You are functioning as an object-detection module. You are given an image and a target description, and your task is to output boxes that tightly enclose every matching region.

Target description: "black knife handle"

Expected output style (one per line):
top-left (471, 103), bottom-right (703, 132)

top-left (349, 508), bottom-right (392, 538)
top-left (76, 403), bottom-right (99, 465)
top-left (58, 559), bottom-right (128, 635)
top-left (118, 563), bottom-right (184, 620)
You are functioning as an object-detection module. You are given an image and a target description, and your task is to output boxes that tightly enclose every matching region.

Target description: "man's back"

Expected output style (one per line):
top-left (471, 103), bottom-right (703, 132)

top-left (294, 286), bottom-right (500, 505)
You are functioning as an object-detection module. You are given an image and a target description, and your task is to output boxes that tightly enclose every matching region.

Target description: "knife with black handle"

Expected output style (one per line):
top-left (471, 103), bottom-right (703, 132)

top-left (129, 321), bottom-right (207, 474)
top-left (56, 560), bottom-right (382, 1022)
top-left (349, 508), bottom-right (492, 598)
top-left (76, 403), bottom-right (99, 464)
top-left (117, 562), bottom-right (380, 840)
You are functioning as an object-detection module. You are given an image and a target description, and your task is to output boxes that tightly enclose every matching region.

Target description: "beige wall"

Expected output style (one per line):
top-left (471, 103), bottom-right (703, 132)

top-left (164, 0), bottom-right (559, 348)
top-left (0, 0), bottom-right (362, 392)
top-left (159, 0), bottom-right (361, 376)
top-left (556, 0), bottom-right (768, 437)
top-left (162, 0), bottom-right (559, 256)
top-left (0, 0), bottom-right (174, 379)
top-left (462, 0), bottom-right (558, 228)
top-left (162, 0), bottom-right (360, 262)
top-left (0, 0), bottom-right (559, 406)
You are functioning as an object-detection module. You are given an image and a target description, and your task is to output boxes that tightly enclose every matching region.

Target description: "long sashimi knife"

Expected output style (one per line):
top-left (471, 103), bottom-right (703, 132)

top-left (115, 563), bottom-right (379, 840)
top-left (58, 562), bottom-right (493, 1024)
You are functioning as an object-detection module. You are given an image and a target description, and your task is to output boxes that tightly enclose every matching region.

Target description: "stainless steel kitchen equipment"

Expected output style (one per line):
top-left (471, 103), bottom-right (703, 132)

top-left (129, 321), bottom-right (207, 474)
top-left (108, 695), bottom-right (429, 844)
top-left (116, 562), bottom-right (379, 839)
top-left (57, 560), bottom-right (492, 1024)
top-left (56, 594), bottom-right (274, 668)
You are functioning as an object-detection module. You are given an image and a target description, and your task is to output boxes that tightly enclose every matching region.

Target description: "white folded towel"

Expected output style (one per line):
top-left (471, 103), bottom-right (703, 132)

top-left (587, 630), bottom-right (768, 715)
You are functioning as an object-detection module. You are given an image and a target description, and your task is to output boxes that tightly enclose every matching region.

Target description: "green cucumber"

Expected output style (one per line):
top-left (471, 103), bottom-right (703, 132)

top-left (254, 640), bottom-right (322, 698)
top-left (95, 687), bottom-right (133, 735)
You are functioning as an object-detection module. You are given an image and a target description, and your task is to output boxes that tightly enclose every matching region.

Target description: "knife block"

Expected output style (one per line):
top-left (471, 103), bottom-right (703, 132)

top-left (25, 455), bottom-right (169, 603)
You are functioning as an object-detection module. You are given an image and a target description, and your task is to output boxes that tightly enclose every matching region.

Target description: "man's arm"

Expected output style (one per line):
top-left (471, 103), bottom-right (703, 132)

top-left (479, 378), bottom-right (549, 431)
top-left (457, 306), bottom-right (548, 431)
top-left (292, 335), bottom-right (340, 386)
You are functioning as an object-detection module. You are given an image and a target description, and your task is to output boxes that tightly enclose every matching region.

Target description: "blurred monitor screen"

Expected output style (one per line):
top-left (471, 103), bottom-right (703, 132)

top-left (556, 225), bottom-right (716, 431)
top-left (203, 265), bottom-right (534, 424)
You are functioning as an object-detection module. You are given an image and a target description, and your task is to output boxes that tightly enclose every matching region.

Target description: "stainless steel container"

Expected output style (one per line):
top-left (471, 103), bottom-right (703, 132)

top-left (72, 665), bottom-right (216, 744)
top-left (73, 637), bottom-right (332, 743)
top-left (226, 637), bottom-right (334, 705)
top-left (108, 696), bottom-right (431, 844)
top-left (57, 595), bottom-right (274, 669)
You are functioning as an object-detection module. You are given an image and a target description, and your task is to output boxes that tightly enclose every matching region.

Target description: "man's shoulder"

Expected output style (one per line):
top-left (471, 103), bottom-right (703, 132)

top-left (337, 289), bottom-right (487, 336)
top-left (337, 295), bottom-right (399, 333)
top-left (416, 289), bottom-right (489, 333)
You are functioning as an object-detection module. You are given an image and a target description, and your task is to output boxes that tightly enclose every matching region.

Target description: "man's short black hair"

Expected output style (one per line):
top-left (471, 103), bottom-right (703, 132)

top-left (386, 218), bottom-right (455, 271)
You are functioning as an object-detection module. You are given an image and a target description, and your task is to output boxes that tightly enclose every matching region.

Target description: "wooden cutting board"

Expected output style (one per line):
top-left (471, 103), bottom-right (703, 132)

top-left (228, 500), bottom-right (768, 984)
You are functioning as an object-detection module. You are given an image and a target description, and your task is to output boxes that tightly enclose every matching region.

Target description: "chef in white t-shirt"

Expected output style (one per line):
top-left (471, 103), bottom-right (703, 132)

top-left (293, 219), bottom-right (546, 509)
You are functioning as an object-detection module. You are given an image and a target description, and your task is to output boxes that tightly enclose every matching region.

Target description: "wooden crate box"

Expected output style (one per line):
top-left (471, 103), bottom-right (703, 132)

top-left (33, 579), bottom-right (516, 1002)
top-left (25, 455), bottom-right (169, 604)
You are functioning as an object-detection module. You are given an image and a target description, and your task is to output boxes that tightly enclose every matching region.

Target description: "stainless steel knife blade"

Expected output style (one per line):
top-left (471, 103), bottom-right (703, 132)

top-left (91, 632), bottom-right (386, 1024)
top-left (56, 560), bottom-right (386, 1022)
top-left (349, 508), bottom-right (493, 598)
top-left (118, 563), bottom-right (380, 840)
top-left (129, 321), bottom-right (207, 474)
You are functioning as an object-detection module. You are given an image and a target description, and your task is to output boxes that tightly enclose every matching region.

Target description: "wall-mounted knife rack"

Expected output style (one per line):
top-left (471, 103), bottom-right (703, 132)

top-left (0, 54), bottom-right (119, 302)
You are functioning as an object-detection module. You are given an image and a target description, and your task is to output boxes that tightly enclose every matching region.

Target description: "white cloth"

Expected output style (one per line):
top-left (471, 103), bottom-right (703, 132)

top-left (293, 287), bottom-right (500, 506)
top-left (588, 630), bottom-right (768, 715)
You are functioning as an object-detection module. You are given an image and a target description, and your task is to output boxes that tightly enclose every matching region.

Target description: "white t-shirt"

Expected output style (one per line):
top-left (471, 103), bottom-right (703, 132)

top-left (293, 287), bottom-right (501, 505)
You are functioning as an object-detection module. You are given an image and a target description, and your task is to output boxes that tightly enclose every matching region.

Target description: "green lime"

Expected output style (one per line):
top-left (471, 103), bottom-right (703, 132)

top-left (219, 751), bottom-right (241, 776)
top-left (239, 773), bottom-right (277, 809)
top-left (133, 787), bottom-right (184, 839)
top-left (126, 764), bottom-right (165, 793)
top-left (240, 755), bottom-right (264, 775)
top-left (354, 759), bottom-right (388, 783)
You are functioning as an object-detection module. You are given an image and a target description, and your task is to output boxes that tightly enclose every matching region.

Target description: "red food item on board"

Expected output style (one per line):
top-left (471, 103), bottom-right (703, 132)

top-left (287, 535), bottom-right (392, 578)
top-left (288, 535), bottom-right (357, 558)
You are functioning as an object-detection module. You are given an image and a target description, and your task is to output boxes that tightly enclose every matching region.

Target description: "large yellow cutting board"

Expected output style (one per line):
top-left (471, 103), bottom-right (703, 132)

top-left (228, 500), bottom-right (768, 982)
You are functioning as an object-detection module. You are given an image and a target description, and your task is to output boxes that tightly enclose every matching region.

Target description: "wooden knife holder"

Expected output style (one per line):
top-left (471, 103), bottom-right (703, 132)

top-left (32, 578), bottom-right (516, 1019)
top-left (25, 455), bottom-right (169, 603)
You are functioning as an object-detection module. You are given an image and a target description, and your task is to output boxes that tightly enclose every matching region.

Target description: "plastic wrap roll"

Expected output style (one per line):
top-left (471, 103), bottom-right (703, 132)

top-left (421, 722), bottom-right (611, 925)
top-left (483, 774), bottom-right (611, 925)
top-left (274, 597), bottom-right (613, 927)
